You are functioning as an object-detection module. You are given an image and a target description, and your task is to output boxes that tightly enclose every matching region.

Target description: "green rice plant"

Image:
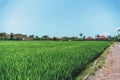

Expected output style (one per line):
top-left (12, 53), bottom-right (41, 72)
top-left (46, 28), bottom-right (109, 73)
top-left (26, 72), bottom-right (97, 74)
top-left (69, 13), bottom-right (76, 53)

top-left (0, 41), bottom-right (111, 80)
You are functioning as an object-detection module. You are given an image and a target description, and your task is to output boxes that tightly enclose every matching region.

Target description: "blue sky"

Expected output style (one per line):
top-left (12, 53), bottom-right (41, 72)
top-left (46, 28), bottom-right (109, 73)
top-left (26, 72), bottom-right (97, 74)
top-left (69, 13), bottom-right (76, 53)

top-left (0, 0), bottom-right (120, 37)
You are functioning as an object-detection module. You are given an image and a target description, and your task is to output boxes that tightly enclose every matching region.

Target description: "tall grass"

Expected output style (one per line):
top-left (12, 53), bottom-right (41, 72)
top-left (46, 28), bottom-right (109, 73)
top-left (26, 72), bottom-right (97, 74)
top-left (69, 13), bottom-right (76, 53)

top-left (0, 41), bottom-right (111, 80)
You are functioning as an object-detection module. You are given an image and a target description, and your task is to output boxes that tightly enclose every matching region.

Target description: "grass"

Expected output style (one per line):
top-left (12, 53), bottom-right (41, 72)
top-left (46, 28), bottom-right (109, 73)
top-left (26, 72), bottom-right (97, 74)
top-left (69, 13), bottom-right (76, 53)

top-left (76, 42), bottom-right (112, 80)
top-left (0, 41), bottom-right (111, 80)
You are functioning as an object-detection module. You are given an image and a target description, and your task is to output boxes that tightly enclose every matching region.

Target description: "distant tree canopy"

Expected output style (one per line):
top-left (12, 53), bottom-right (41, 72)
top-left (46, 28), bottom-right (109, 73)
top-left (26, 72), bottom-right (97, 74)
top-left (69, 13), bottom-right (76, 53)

top-left (10, 33), bottom-right (14, 40)
top-left (41, 35), bottom-right (50, 40)
top-left (0, 32), bottom-right (10, 40)
top-left (29, 35), bottom-right (34, 38)
top-left (34, 36), bottom-right (40, 40)
top-left (0, 33), bottom-right (6, 36)
top-left (0, 32), bottom-right (119, 41)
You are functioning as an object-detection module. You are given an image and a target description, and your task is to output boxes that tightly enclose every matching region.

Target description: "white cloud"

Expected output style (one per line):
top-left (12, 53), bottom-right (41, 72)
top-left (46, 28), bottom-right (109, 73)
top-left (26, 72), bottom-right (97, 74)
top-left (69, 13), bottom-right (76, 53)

top-left (101, 32), bottom-right (110, 36)
top-left (116, 27), bottom-right (120, 31)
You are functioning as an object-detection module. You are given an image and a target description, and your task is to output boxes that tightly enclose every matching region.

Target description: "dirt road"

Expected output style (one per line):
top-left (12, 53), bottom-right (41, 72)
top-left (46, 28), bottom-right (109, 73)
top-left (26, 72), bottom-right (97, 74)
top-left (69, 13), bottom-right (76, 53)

top-left (87, 42), bottom-right (120, 80)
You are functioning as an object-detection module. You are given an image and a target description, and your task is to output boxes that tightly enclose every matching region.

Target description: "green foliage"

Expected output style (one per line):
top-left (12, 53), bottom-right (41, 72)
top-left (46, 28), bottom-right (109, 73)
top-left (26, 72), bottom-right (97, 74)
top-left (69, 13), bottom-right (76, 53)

top-left (10, 33), bottom-right (14, 40)
top-left (79, 33), bottom-right (83, 37)
top-left (41, 35), bottom-right (50, 40)
top-left (0, 41), bottom-right (111, 80)
top-left (29, 35), bottom-right (34, 38)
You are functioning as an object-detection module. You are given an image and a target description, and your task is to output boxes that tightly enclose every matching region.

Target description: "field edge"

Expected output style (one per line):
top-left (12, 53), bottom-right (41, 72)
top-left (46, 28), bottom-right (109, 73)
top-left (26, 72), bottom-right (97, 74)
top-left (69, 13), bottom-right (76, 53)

top-left (76, 42), bottom-right (114, 80)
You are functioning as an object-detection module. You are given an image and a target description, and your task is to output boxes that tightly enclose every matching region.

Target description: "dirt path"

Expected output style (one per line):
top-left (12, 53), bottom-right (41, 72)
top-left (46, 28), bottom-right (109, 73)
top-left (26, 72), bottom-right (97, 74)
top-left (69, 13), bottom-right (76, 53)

top-left (87, 42), bottom-right (120, 80)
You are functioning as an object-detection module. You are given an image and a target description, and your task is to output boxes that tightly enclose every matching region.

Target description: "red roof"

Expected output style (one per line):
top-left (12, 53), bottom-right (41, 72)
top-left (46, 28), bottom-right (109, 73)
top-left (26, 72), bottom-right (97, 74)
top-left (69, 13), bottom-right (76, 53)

top-left (86, 36), bottom-right (93, 40)
top-left (98, 36), bottom-right (107, 39)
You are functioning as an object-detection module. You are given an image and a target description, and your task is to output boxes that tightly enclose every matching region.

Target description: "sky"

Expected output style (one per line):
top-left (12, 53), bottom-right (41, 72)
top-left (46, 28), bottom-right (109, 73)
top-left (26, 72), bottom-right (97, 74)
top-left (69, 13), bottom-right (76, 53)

top-left (0, 0), bottom-right (120, 37)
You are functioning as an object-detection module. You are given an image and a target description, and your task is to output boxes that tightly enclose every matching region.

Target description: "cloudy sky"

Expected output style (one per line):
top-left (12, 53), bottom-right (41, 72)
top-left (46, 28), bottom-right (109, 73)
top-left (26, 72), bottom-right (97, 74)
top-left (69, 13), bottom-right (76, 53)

top-left (0, 0), bottom-right (120, 37)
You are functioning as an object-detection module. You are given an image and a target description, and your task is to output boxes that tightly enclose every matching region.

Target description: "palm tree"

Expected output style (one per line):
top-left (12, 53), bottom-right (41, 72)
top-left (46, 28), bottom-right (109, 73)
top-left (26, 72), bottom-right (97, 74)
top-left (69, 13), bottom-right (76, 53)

top-left (83, 36), bottom-right (86, 40)
top-left (79, 33), bottom-right (83, 38)
top-left (96, 34), bottom-right (100, 38)
top-left (117, 28), bottom-right (120, 41)
top-left (117, 28), bottom-right (120, 32)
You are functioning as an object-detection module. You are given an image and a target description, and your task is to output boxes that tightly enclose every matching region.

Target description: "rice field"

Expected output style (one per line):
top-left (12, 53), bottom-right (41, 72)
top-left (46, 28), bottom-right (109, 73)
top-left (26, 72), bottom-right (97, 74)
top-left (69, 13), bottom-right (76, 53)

top-left (0, 41), bottom-right (111, 80)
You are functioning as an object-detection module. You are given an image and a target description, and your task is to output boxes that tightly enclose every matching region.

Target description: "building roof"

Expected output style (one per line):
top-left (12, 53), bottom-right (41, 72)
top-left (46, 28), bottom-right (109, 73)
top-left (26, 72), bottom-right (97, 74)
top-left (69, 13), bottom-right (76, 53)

top-left (86, 36), bottom-right (93, 40)
top-left (97, 36), bottom-right (108, 40)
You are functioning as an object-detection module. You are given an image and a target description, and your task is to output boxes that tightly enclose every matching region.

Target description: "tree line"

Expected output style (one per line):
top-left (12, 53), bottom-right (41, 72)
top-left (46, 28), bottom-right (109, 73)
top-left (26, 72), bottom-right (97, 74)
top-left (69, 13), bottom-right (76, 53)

top-left (0, 32), bottom-right (119, 41)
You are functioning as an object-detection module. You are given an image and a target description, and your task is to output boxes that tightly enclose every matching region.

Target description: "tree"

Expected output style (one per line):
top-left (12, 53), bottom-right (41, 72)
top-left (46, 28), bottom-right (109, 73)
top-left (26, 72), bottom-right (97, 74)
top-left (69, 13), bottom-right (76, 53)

top-left (83, 36), bottom-right (86, 40)
top-left (107, 35), bottom-right (112, 41)
top-left (10, 33), bottom-right (14, 40)
top-left (69, 36), bottom-right (79, 41)
top-left (95, 34), bottom-right (100, 40)
top-left (41, 35), bottom-right (50, 40)
top-left (0, 33), bottom-right (6, 36)
top-left (117, 28), bottom-right (120, 41)
top-left (96, 34), bottom-right (100, 38)
top-left (61, 37), bottom-right (69, 41)
top-left (0, 32), bottom-right (9, 40)
top-left (53, 36), bottom-right (60, 41)
top-left (14, 34), bottom-right (22, 40)
top-left (117, 28), bottom-right (120, 32)
top-left (34, 36), bottom-right (39, 40)
top-left (29, 35), bottom-right (34, 39)
top-left (79, 33), bottom-right (83, 38)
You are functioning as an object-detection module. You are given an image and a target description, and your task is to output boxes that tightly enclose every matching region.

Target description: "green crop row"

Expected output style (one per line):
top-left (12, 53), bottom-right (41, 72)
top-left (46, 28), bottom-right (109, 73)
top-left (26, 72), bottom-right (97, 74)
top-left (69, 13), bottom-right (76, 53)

top-left (0, 41), bottom-right (111, 80)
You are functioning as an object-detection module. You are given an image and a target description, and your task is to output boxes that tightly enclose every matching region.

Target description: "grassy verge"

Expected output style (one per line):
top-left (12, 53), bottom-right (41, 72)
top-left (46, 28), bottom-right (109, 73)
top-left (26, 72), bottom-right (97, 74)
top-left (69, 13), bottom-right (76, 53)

top-left (76, 43), bottom-right (113, 80)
